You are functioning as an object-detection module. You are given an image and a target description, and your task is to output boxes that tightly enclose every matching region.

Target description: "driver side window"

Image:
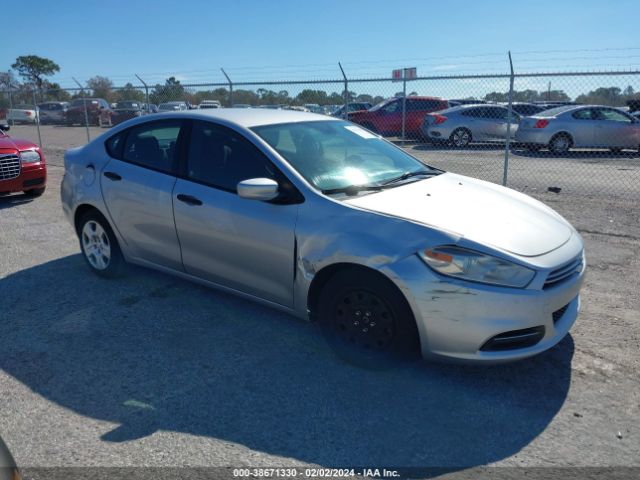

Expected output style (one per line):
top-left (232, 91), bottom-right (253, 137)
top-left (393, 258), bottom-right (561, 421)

top-left (186, 121), bottom-right (276, 192)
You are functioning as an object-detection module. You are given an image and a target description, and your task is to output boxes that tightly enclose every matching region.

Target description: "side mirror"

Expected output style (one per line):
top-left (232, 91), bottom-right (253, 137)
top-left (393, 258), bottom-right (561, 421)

top-left (237, 178), bottom-right (279, 201)
top-left (0, 124), bottom-right (9, 132)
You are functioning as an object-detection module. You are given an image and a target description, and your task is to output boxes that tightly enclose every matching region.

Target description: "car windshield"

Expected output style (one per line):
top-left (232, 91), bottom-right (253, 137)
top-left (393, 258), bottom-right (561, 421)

top-left (252, 120), bottom-right (438, 191)
top-left (369, 99), bottom-right (394, 112)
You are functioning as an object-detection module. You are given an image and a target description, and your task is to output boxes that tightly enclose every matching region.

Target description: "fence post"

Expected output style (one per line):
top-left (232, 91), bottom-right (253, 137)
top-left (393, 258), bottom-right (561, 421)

top-left (221, 68), bottom-right (233, 107)
top-left (32, 88), bottom-right (43, 148)
top-left (72, 77), bottom-right (91, 143)
top-left (401, 71), bottom-right (407, 145)
top-left (135, 74), bottom-right (150, 113)
top-left (503, 51), bottom-right (515, 187)
top-left (7, 71), bottom-right (14, 125)
top-left (338, 62), bottom-right (349, 118)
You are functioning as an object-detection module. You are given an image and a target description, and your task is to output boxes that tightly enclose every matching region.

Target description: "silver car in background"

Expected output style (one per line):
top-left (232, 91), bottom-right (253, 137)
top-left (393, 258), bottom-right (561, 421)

top-left (61, 109), bottom-right (585, 363)
top-left (422, 104), bottom-right (520, 147)
top-left (38, 101), bottom-right (69, 124)
top-left (515, 105), bottom-right (640, 153)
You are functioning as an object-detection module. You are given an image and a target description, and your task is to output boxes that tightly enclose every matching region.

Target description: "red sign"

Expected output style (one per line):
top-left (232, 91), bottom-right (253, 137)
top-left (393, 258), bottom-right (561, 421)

top-left (392, 68), bottom-right (417, 81)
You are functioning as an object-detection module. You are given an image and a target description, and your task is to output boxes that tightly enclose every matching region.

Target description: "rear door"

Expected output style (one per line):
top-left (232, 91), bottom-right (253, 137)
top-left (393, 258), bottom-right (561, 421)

top-left (567, 108), bottom-right (596, 147)
top-left (173, 120), bottom-right (299, 306)
top-left (100, 119), bottom-right (184, 270)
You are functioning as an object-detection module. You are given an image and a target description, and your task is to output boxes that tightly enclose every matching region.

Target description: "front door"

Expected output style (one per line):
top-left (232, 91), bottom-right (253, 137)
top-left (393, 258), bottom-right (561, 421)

top-left (173, 120), bottom-right (298, 307)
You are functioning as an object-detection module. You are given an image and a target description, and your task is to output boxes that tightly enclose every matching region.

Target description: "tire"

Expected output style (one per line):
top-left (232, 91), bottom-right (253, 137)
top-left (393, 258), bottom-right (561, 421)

top-left (610, 147), bottom-right (623, 153)
top-left (24, 187), bottom-right (45, 197)
top-left (78, 210), bottom-right (125, 278)
top-left (449, 127), bottom-right (472, 148)
top-left (548, 133), bottom-right (572, 154)
top-left (317, 268), bottom-right (420, 366)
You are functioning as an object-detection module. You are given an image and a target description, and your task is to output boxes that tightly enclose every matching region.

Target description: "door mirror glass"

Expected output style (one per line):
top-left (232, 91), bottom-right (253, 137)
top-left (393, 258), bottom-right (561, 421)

top-left (237, 178), bottom-right (279, 201)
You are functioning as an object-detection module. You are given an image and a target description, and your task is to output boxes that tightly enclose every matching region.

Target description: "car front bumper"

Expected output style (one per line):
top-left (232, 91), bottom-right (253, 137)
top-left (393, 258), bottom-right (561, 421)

top-left (384, 250), bottom-right (585, 363)
top-left (0, 163), bottom-right (47, 194)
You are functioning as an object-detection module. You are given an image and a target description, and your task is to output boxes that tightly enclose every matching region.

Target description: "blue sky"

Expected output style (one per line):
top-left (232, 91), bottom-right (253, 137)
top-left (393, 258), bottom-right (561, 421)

top-left (2, 0), bottom-right (640, 98)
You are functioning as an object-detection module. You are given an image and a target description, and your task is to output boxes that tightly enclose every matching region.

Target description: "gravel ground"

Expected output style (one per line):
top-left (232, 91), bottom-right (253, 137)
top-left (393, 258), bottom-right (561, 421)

top-left (0, 125), bottom-right (638, 477)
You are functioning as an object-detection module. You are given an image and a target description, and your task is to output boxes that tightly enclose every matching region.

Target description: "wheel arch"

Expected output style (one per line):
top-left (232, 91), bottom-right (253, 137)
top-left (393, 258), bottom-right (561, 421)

top-left (73, 203), bottom-right (111, 237)
top-left (307, 262), bottom-right (413, 321)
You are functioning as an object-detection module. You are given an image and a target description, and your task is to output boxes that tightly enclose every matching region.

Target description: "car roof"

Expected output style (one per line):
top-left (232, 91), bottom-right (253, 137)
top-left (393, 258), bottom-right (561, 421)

top-left (140, 108), bottom-right (339, 128)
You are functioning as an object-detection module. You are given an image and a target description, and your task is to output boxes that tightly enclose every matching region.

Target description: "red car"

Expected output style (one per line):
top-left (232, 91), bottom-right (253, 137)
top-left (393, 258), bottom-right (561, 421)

top-left (0, 124), bottom-right (47, 197)
top-left (347, 96), bottom-right (449, 139)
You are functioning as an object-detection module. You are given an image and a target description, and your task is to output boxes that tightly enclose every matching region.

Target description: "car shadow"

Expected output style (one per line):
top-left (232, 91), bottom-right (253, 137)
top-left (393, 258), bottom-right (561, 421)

top-left (0, 255), bottom-right (574, 472)
top-left (412, 142), bottom-right (506, 152)
top-left (511, 148), bottom-right (640, 160)
top-left (0, 192), bottom-right (35, 210)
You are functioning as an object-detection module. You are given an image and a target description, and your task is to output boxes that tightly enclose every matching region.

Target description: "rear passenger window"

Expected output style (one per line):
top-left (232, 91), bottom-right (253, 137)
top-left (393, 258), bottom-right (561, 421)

top-left (105, 131), bottom-right (126, 158)
top-left (122, 121), bottom-right (182, 174)
top-left (572, 109), bottom-right (593, 120)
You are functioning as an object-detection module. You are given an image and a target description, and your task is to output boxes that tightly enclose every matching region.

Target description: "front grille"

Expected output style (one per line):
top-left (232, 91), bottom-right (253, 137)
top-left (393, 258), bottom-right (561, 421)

top-left (0, 154), bottom-right (21, 181)
top-left (552, 304), bottom-right (570, 323)
top-left (544, 255), bottom-right (583, 289)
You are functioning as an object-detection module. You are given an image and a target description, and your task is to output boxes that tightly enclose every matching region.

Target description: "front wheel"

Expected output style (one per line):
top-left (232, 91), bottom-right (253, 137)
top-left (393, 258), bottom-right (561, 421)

top-left (78, 211), bottom-right (125, 278)
top-left (317, 269), bottom-right (420, 366)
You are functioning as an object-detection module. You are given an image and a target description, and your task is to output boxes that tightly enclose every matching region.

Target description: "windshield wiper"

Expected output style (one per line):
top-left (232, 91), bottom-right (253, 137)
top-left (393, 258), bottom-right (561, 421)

top-left (381, 170), bottom-right (441, 186)
top-left (321, 184), bottom-right (383, 196)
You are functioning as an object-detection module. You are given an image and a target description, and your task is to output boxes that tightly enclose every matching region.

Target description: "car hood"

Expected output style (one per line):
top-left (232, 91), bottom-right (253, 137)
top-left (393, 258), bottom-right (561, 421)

top-left (0, 134), bottom-right (37, 152)
top-left (344, 173), bottom-right (573, 257)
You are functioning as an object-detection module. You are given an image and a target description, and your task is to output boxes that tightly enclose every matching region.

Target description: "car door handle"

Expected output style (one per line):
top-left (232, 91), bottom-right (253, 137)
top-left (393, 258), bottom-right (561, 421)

top-left (103, 171), bottom-right (122, 181)
top-left (176, 194), bottom-right (203, 206)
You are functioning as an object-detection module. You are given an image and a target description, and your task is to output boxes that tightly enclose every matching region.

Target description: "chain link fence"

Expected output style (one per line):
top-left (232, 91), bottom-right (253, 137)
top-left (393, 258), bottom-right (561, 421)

top-left (1, 69), bottom-right (639, 198)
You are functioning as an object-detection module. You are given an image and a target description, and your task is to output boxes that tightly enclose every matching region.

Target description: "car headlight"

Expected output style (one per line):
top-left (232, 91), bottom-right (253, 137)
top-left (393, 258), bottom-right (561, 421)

top-left (20, 150), bottom-right (41, 163)
top-left (418, 246), bottom-right (535, 288)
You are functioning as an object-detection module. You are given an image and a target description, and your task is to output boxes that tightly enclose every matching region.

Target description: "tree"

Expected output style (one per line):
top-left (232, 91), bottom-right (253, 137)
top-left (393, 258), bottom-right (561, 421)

top-left (116, 83), bottom-right (145, 102)
top-left (11, 55), bottom-right (60, 89)
top-left (45, 82), bottom-right (71, 101)
top-left (150, 77), bottom-right (185, 104)
top-left (87, 76), bottom-right (115, 101)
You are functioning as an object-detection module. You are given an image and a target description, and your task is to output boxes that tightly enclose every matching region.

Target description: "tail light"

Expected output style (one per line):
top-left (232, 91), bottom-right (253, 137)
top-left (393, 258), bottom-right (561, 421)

top-left (434, 114), bottom-right (447, 125)
top-left (534, 119), bottom-right (549, 128)
top-left (25, 111), bottom-right (32, 116)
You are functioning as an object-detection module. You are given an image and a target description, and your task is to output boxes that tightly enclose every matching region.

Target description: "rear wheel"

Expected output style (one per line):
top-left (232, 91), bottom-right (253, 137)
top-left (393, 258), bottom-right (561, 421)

top-left (450, 127), bottom-right (472, 147)
top-left (548, 133), bottom-right (573, 154)
top-left (78, 210), bottom-right (125, 278)
top-left (317, 268), bottom-right (420, 366)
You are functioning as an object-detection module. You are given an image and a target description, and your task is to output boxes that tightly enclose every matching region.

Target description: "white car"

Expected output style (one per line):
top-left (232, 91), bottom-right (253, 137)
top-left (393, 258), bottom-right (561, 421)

top-left (4, 105), bottom-right (39, 124)
top-left (198, 100), bottom-right (222, 109)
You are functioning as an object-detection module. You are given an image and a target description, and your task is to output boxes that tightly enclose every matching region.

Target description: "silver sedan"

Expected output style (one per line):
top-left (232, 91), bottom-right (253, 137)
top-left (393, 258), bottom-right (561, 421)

top-left (422, 104), bottom-right (520, 147)
top-left (515, 105), bottom-right (640, 153)
top-left (61, 109), bottom-right (585, 363)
